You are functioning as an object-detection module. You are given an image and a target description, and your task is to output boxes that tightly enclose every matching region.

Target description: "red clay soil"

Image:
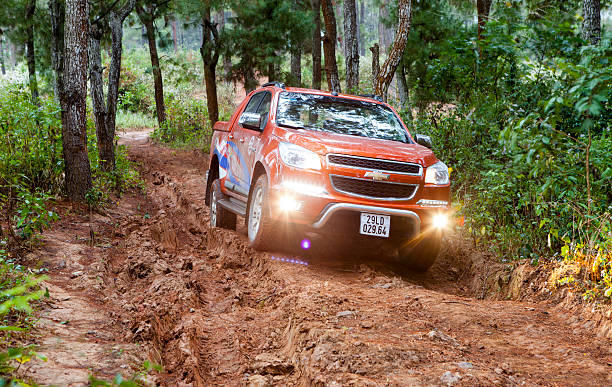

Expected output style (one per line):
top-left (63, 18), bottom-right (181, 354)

top-left (21, 128), bottom-right (612, 386)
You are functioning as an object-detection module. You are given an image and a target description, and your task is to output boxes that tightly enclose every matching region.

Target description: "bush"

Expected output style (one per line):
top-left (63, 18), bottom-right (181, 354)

top-left (117, 64), bottom-right (153, 114)
top-left (151, 94), bottom-right (211, 150)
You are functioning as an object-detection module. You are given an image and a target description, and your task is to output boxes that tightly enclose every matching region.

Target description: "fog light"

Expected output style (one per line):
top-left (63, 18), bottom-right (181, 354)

top-left (281, 180), bottom-right (326, 195)
top-left (278, 195), bottom-right (303, 211)
top-left (432, 213), bottom-right (448, 229)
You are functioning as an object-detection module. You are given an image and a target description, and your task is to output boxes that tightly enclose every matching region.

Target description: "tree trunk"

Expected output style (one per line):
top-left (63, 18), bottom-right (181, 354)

top-left (379, 0), bottom-right (393, 51)
top-left (61, 0), bottom-right (92, 202)
top-left (171, 17), bottom-right (178, 53)
top-left (290, 48), bottom-right (302, 87)
top-left (50, 0), bottom-right (65, 102)
top-left (89, 24), bottom-right (112, 171)
top-left (321, 0), bottom-right (341, 92)
top-left (138, 7), bottom-right (166, 126)
top-left (215, 10), bottom-right (232, 78)
top-left (9, 41), bottom-right (17, 67)
top-left (476, 0), bottom-right (493, 41)
top-left (244, 66), bottom-right (257, 94)
top-left (370, 43), bottom-right (379, 92)
top-left (200, 7), bottom-right (220, 126)
top-left (374, 0), bottom-right (412, 101)
top-left (582, 0), bottom-right (601, 45)
top-left (25, 0), bottom-right (39, 104)
top-left (359, 0), bottom-right (365, 56)
top-left (396, 59), bottom-right (409, 107)
top-left (343, 0), bottom-right (359, 92)
top-left (0, 32), bottom-right (5, 75)
top-left (311, 0), bottom-right (322, 89)
top-left (101, 0), bottom-right (135, 172)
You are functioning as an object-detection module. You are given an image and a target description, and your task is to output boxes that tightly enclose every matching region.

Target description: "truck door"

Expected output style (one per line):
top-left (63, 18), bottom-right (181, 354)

top-left (240, 91), bottom-right (272, 188)
top-left (225, 91), bottom-right (267, 197)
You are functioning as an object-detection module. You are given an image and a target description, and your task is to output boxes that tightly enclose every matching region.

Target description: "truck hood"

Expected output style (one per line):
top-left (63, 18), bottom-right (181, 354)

top-left (274, 127), bottom-right (439, 167)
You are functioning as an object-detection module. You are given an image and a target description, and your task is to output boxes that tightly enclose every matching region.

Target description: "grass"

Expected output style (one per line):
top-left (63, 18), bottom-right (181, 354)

top-left (116, 110), bottom-right (157, 130)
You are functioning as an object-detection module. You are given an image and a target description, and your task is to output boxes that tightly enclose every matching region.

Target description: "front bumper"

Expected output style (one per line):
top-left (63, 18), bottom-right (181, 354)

top-left (267, 173), bottom-right (450, 242)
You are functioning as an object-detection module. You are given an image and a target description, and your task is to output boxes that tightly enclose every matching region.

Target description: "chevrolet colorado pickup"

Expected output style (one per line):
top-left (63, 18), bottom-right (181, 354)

top-left (205, 82), bottom-right (451, 271)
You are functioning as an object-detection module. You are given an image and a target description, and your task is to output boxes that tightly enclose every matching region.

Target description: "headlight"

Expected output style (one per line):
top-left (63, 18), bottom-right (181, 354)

top-left (278, 142), bottom-right (321, 170)
top-left (424, 161), bottom-right (449, 185)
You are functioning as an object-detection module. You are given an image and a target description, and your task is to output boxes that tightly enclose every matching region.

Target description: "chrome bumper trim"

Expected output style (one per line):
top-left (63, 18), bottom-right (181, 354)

top-left (311, 203), bottom-right (421, 232)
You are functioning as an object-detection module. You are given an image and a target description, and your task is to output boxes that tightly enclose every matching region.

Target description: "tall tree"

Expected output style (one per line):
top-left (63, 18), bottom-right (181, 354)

top-left (225, 0), bottom-right (311, 94)
top-left (105, 0), bottom-right (136, 168)
top-left (370, 42), bottom-right (379, 91)
top-left (25, 0), bottom-right (39, 103)
top-left (476, 0), bottom-right (493, 41)
top-left (290, 47), bottom-right (302, 87)
top-left (343, 0), bottom-right (359, 92)
top-left (0, 30), bottom-right (5, 74)
top-left (49, 0), bottom-right (64, 101)
top-left (311, 0), bottom-right (322, 89)
top-left (200, 4), bottom-right (221, 125)
top-left (374, 0), bottom-right (412, 100)
top-left (61, 0), bottom-right (92, 201)
top-left (321, 0), bottom-right (340, 92)
top-left (136, 1), bottom-right (168, 126)
top-left (582, 0), bottom-right (600, 45)
top-left (89, 0), bottom-right (135, 172)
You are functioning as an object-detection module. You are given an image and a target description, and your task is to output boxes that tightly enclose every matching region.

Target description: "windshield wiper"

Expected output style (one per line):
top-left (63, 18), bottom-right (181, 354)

top-left (277, 121), bottom-right (304, 129)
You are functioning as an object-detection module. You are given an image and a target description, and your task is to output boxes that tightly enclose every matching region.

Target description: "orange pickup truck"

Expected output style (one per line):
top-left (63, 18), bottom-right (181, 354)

top-left (205, 82), bottom-right (451, 271)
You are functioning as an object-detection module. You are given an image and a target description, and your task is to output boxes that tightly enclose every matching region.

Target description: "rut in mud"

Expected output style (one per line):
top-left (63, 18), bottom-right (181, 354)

top-left (87, 128), bottom-right (609, 386)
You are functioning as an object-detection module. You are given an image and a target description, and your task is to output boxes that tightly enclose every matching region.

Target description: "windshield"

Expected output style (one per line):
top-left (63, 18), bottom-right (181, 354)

top-left (276, 92), bottom-right (411, 143)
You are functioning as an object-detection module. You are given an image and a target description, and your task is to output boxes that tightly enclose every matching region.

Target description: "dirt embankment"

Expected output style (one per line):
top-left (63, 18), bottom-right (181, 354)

top-left (24, 128), bottom-right (612, 386)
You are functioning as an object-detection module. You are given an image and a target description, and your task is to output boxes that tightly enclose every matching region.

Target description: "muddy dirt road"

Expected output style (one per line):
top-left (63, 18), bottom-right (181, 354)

top-left (28, 129), bottom-right (612, 386)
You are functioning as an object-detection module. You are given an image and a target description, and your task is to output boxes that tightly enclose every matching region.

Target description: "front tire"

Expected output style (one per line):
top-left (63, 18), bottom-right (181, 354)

top-left (398, 231), bottom-right (442, 272)
top-left (209, 179), bottom-right (237, 230)
top-left (247, 175), bottom-right (278, 250)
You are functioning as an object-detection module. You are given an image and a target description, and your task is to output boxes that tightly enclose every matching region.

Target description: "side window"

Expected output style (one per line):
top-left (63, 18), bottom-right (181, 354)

top-left (239, 92), bottom-right (265, 125)
top-left (256, 93), bottom-right (272, 130)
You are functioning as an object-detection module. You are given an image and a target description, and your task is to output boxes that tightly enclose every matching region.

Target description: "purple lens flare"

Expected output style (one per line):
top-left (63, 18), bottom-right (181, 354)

top-left (300, 239), bottom-right (311, 250)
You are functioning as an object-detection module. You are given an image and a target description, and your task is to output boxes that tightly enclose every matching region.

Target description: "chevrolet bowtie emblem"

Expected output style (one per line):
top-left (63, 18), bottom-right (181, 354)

top-left (364, 171), bottom-right (390, 181)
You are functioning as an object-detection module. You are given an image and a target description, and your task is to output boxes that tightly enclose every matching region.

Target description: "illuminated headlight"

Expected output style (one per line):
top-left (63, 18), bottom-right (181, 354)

top-left (424, 161), bottom-right (449, 185)
top-left (279, 142), bottom-right (321, 170)
top-left (432, 213), bottom-right (449, 229)
top-left (278, 195), bottom-right (304, 212)
top-left (281, 180), bottom-right (326, 195)
top-left (417, 199), bottom-right (448, 208)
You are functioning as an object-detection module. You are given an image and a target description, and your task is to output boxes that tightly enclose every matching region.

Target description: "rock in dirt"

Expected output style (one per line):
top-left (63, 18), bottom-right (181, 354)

top-left (247, 374), bottom-right (271, 387)
top-left (440, 371), bottom-right (461, 386)
top-left (336, 310), bottom-right (357, 318)
top-left (458, 361), bottom-right (474, 369)
top-left (251, 353), bottom-right (294, 376)
top-left (427, 329), bottom-right (458, 345)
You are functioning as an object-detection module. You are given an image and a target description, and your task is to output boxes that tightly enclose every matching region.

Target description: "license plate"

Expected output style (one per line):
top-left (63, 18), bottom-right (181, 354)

top-left (360, 213), bottom-right (390, 237)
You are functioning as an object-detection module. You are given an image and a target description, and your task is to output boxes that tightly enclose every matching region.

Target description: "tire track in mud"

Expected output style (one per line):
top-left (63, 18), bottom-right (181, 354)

top-left (111, 131), bottom-right (612, 386)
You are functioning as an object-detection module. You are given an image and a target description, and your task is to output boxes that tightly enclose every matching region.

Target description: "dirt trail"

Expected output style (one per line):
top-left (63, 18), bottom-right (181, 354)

top-left (23, 128), bottom-right (612, 386)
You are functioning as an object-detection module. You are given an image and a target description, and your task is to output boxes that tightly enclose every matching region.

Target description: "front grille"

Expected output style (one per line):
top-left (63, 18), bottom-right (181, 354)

top-left (328, 154), bottom-right (421, 175)
top-left (330, 175), bottom-right (418, 200)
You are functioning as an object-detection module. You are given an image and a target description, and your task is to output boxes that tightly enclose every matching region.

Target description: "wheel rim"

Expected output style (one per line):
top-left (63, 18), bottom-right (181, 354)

top-left (248, 185), bottom-right (264, 240)
top-left (210, 189), bottom-right (218, 226)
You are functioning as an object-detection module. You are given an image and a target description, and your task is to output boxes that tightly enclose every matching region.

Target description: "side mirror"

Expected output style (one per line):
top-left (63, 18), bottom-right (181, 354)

top-left (213, 121), bottom-right (230, 132)
top-left (240, 112), bottom-right (262, 131)
top-left (414, 134), bottom-right (433, 149)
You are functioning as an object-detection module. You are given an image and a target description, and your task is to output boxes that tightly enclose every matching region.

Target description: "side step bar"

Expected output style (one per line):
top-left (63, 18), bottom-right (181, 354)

top-left (217, 197), bottom-right (247, 217)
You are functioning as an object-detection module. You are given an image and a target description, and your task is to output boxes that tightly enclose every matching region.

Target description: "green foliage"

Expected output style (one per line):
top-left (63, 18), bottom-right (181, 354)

top-left (0, 248), bottom-right (46, 380)
top-left (13, 189), bottom-right (58, 241)
top-left (117, 63), bottom-right (153, 114)
top-left (225, 0), bottom-right (312, 86)
top-left (151, 93), bottom-right (211, 150)
top-left (401, 1), bottom-right (611, 297)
